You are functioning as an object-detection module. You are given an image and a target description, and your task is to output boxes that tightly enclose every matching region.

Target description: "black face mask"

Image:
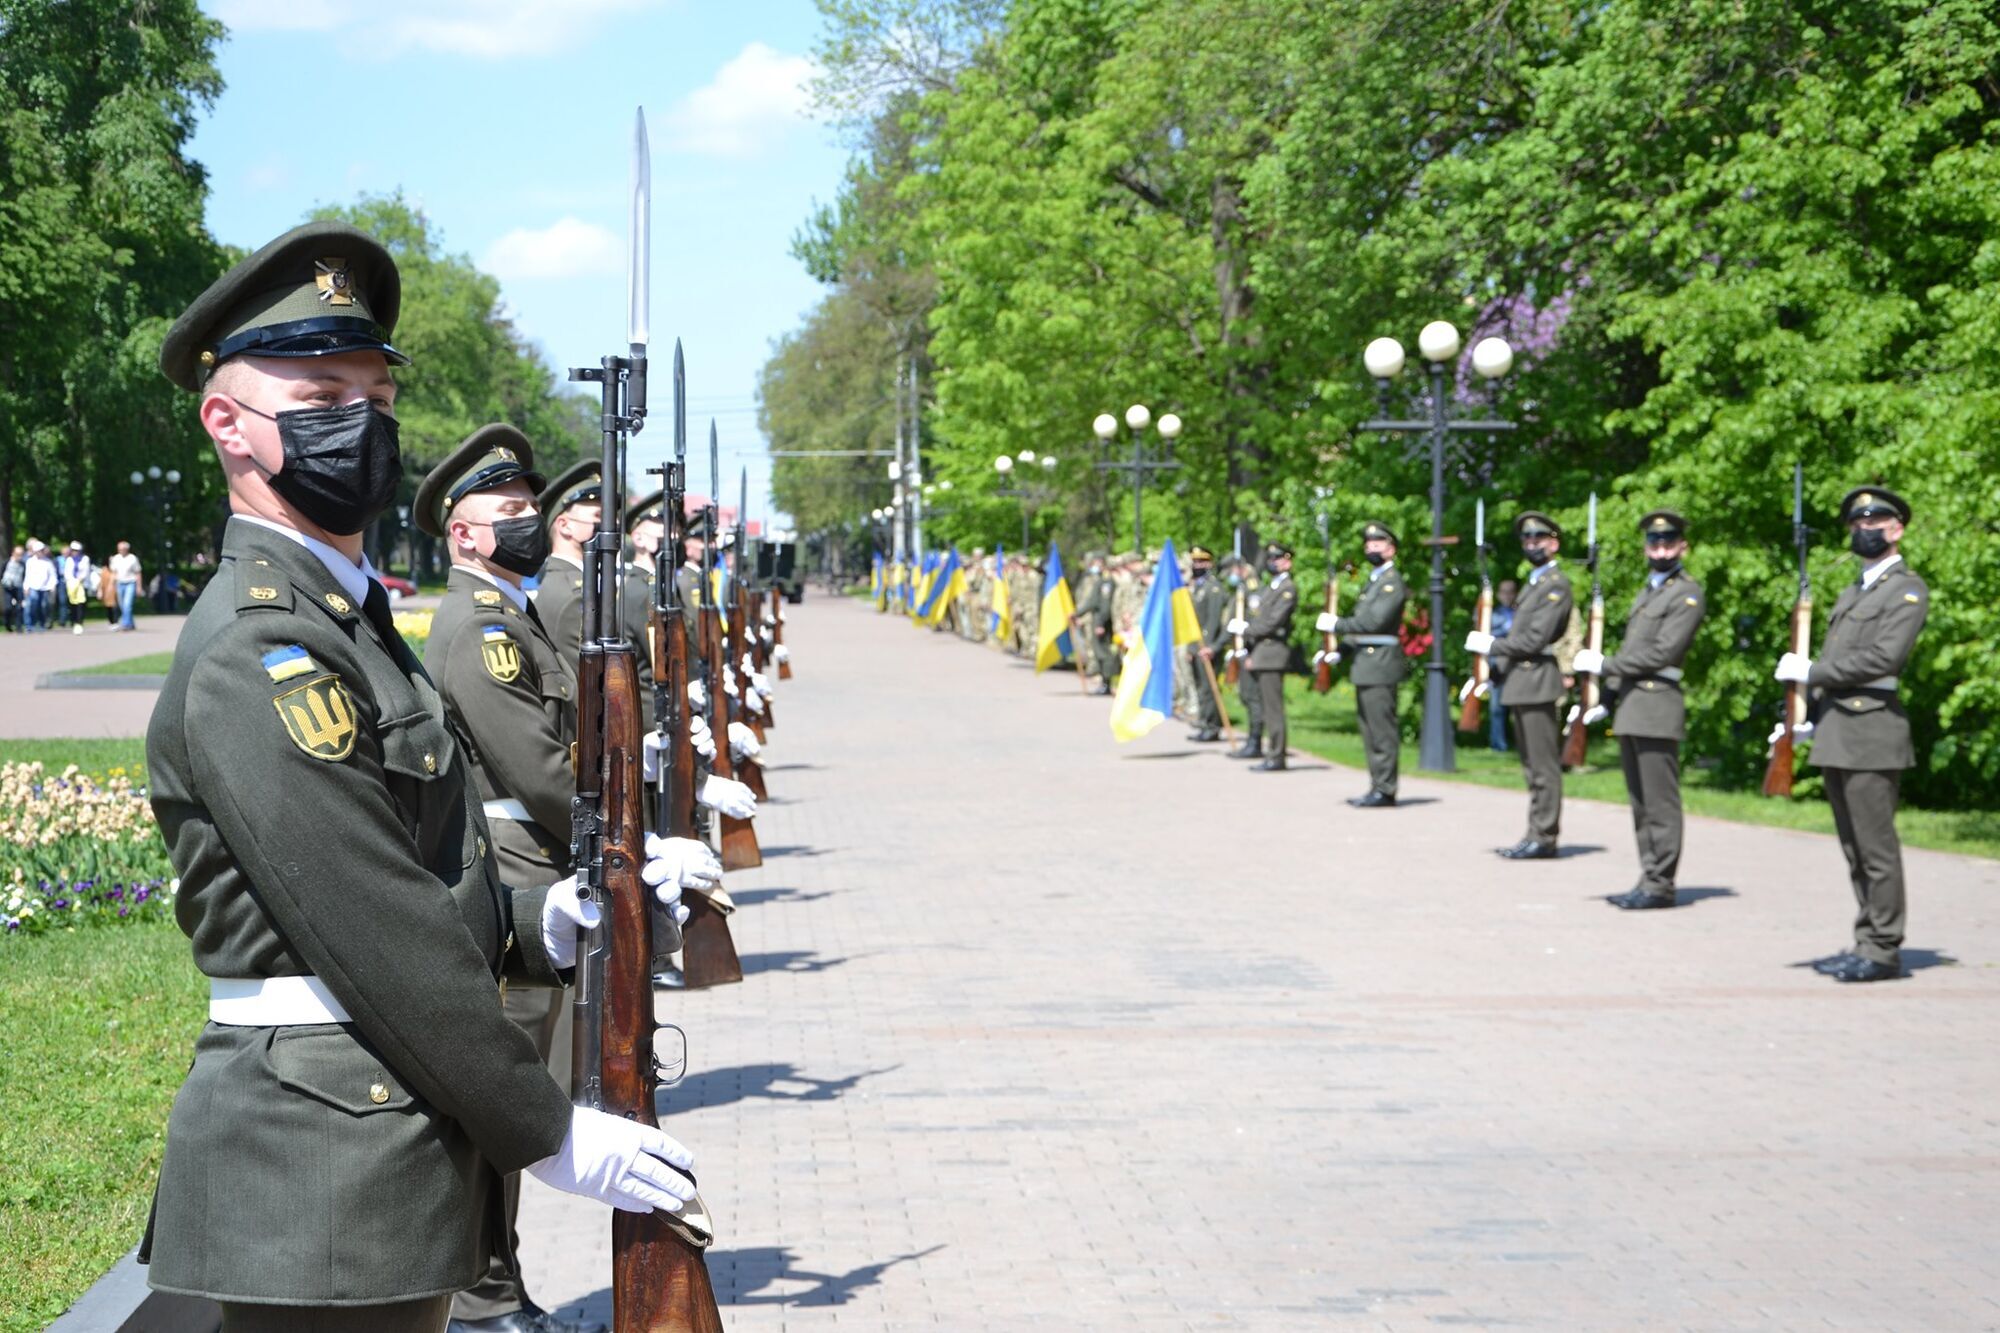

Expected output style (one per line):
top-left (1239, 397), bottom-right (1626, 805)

top-left (1648, 555), bottom-right (1681, 574)
top-left (484, 515), bottom-right (551, 576)
top-left (1523, 545), bottom-right (1553, 567)
top-left (1850, 527), bottom-right (1891, 559)
top-left (1364, 550), bottom-right (1388, 567)
top-left (241, 399), bottom-right (402, 535)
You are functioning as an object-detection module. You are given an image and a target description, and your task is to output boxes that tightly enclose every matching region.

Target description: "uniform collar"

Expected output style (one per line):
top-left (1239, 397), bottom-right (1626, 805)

top-left (1370, 561), bottom-right (1394, 582)
top-left (234, 513), bottom-right (378, 609)
top-left (1860, 552), bottom-right (1903, 589)
top-left (453, 562), bottom-right (528, 610)
top-left (1528, 559), bottom-right (1559, 585)
top-left (543, 552), bottom-right (583, 573)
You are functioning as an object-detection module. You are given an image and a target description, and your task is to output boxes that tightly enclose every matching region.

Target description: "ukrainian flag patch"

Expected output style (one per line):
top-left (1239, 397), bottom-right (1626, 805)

top-left (262, 645), bottom-right (317, 682)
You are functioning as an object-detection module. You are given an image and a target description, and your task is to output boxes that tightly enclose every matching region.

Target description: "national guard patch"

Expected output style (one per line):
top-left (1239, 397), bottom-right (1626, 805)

top-left (274, 675), bottom-right (357, 761)
top-left (473, 589), bottom-right (502, 606)
top-left (481, 625), bottom-right (522, 683)
top-left (261, 645), bottom-right (317, 682)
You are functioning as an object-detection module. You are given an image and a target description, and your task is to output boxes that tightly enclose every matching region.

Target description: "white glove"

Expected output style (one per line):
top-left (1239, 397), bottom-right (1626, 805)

top-left (1226, 617), bottom-right (1248, 635)
top-left (643, 833), bottom-right (720, 921)
top-left (642, 728), bottom-right (665, 783)
top-left (1566, 704), bottom-right (1580, 726)
top-left (687, 678), bottom-right (707, 709)
top-left (1582, 704), bottom-right (1608, 726)
top-left (1768, 720), bottom-right (1815, 745)
top-left (1310, 648), bottom-right (1340, 669)
top-left (750, 671), bottom-right (771, 695)
top-left (642, 718), bottom-right (717, 780)
top-left (1572, 648), bottom-right (1605, 675)
top-left (1775, 652), bottom-right (1812, 683)
top-left (741, 687), bottom-right (765, 715)
top-left (741, 653), bottom-right (757, 676)
top-left (721, 668), bottom-right (739, 698)
top-left (1464, 630), bottom-right (1495, 655)
top-left (540, 874), bottom-right (601, 971)
top-left (526, 1105), bottom-right (695, 1215)
top-left (698, 773), bottom-right (757, 820)
top-left (1314, 611), bottom-right (1338, 633)
top-left (761, 612), bottom-right (776, 629)
top-left (773, 644), bottom-right (790, 665)
top-left (1457, 676), bottom-right (1476, 702)
top-left (760, 626), bottom-right (774, 645)
top-left (689, 713), bottom-right (716, 761)
top-left (728, 720), bottom-right (762, 760)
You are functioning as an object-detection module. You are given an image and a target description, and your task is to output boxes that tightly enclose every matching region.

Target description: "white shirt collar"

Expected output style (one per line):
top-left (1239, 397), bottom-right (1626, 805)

top-left (1861, 552), bottom-right (1903, 589)
top-left (457, 562), bottom-right (528, 610)
top-left (237, 514), bottom-right (377, 608)
top-left (1370, 561), bottom-right (1394, 582)
top-left (1528, 559), bottom-right (1559, 585)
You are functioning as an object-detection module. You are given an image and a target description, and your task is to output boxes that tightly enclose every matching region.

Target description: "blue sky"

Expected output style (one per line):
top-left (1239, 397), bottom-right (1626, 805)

top-left (189, 0), bottom-right (854, 530)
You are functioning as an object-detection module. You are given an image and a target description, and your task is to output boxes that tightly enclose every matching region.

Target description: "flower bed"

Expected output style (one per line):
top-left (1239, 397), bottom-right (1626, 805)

top-left (1, 762), bottom-right (175, 937)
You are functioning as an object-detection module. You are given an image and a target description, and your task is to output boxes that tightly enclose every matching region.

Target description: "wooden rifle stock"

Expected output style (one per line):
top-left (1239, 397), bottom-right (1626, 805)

top-left (1312, 570), bottom-right (1339, 694)
top-left (700, 604), bottom-right (761, 871)
top-left (1561, 587), bottom-right (1605, 771)
top-left (653, 601), bottom-right (741, 991)
top-left (1459, 582), bottom-right (1492, 733)
top-left (772, 587), bottom-right (792, 679)
top-left (1763, 594), bottom-right (1812, 797)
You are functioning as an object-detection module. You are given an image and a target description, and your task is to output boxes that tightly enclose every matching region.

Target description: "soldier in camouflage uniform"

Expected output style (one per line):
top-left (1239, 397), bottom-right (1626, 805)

top-left (1074, 552), bottom-right (1117, 694)
top-left (1185, 545), bottom-right (1230, 742)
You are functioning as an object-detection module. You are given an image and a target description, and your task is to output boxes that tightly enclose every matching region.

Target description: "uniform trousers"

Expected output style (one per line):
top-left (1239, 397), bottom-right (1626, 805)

top-left (221, 1296), bottom-right (450, 1332)
top-left (1239, 660), bottom-right (1262, 742)
top-left (1355, 683), bottom-right (1399, 797)
top-left (1510, 700), bottom-right (1563, 843)
top-left (1823, 767), bottom-right (1906, 967)
top-left (1618, 735), bottom-right (1682, 895)
top-left (1253, 669), bottom-right (1287, 757)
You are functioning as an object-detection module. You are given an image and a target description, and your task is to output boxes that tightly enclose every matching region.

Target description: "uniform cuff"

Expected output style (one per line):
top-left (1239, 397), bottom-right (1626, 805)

top-left (506, 882), bottom-right (567, 987)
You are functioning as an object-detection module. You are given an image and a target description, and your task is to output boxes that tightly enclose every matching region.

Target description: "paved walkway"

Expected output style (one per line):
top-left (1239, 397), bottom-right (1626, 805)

top-left (516, 596), bottom-right (2000, 1331)
top-left (0, 616), bottom-right (185, 739)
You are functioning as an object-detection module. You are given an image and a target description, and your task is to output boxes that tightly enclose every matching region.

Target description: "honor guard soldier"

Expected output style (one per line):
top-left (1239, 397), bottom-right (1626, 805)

top-left (1571, 510), bottom-right (1706, 909)
top-left (1323, 521), bottom-right (1407, 807)
top-left (622, 488), bottom-right (666, 733)
top-left (675, 509), bottom-right (711, 635)
top-left (1467, 511), bottom-right (1575, 857)
top-left (1228, 541), bottom-right (1299, 772)
top-left (534, 459), bottom-right (602, 661)
top-left (144, 223), bottom-right (700, 1333)
top-left (1226, 555), bottom-right (1264, 757)
top-left (1074, 551), bottom-right (1117, 693)
top-left (1778, 486), bottom-right (1928, 983)
top-left (1185, 545), bottom-right (1230, 742)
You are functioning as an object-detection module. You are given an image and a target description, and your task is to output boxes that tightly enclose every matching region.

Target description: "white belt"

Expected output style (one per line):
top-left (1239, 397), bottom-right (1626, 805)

top-left (209, 976), bottom-right (351, 1026)
top-left (483, 798), bottom-right (532, 822)
top-left (1857, 675), bottom-right (1899, 691)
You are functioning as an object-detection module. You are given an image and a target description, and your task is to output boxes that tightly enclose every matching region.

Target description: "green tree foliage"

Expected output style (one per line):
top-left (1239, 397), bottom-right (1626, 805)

top-left (779, 0), bottom-right (2000, 804)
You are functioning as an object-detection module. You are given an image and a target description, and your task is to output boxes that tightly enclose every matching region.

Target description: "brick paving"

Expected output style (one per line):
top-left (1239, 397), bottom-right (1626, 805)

top-left (515, 596), bottom-right (2000, 1331)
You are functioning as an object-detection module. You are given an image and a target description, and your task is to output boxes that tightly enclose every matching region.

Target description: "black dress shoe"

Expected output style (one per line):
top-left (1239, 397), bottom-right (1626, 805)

top-left (1186, 727), bottom-right (1221, 743)
top-left (1251, 755), bottom-right (1288, 772)
top-left (1607, 889), bottom-right (1674, 910)
top-left (1498, 840), bottom-right (1559, 860)
top-left (1228, 740), bottom-right (1263, 759)
top-left (1346, 791), bottom-right (1396, 808)
top-left (1809, 951), bottom-right (1858, 975)
top-left (1832, 955), bottom-right (1902, 984)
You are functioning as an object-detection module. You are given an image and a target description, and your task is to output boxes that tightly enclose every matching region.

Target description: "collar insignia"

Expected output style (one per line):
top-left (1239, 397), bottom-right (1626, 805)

top-left (474, 589), bottom-right (503, 605)
top-left (247, 585), bottom-right (278, 601)
top-left (324, 592), bottom-right (352, 615)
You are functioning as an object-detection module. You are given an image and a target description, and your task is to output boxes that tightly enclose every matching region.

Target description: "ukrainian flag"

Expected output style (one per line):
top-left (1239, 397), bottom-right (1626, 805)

top-left (1109, 539), bottom-right (1203, 741)
top-left (1035, 542), bottom-right (1076, 673)
top-left (872, 553), bottom-right (885, 609)
top-left (908, 552), bottom-right (937, 621)
top-left (709, 567), bottom-right (729, 631)
top-left (989, 544), bottom-right (1011, 642)
top-left (919, 547), bottom-right (964, 626)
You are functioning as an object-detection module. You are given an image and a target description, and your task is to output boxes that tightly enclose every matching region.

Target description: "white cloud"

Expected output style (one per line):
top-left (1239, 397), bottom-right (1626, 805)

top-left (664, 42), bottom-right (816, 158)
top-left (482, 218), bottom-right (622, 281)
top-left (207, 0), bottom-right (659, 59)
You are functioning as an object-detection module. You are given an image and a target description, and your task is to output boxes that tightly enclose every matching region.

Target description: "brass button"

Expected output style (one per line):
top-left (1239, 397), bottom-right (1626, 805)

top-left (423, 752), bottom-right (437, 774)
top-left (368, 1082), bottom-right (390, 1105)
top-left (476, 836), bottom-right (487, 858)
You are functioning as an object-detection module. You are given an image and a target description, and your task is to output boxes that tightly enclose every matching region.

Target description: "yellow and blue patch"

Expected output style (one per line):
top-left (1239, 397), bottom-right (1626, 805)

top-left (261, 645), bottom-right (317, 683)
top-left (480, 625), bottom-right (522, 682)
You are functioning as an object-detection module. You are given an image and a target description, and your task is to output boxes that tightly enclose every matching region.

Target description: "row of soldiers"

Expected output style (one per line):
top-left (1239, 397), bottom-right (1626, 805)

top-left (139, 222), bottom-right (791, 1332)
top-left (898, 494), bottom-right (1928, 990)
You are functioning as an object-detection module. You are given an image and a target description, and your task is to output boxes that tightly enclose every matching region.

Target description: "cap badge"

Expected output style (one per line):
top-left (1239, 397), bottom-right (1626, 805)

top-left (495, 447), bottom-right (517, 463)
top-left (315, 258), bottom-right (355, 307)
top-left (1858, 492), bottom-right (1874, 508)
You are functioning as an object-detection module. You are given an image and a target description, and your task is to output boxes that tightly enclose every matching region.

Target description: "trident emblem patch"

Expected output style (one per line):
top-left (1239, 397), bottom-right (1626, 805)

top-left (275, 675), bottom-right (358, 761)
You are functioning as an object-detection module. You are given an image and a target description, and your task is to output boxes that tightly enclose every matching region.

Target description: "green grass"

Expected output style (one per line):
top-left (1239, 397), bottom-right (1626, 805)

top-left (69, 651), bottom-right (177, 677)
top-left (0, 918), bottom-right (205, 1332)
top-left (2, 738), bottom-right (151, 776)
top-left (1224, 677), bottom-right (2000, 860)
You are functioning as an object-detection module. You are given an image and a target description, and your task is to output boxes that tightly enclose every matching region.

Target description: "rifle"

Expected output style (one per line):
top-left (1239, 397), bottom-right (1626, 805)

top-left (702, 421), bottom-right (762, 872)
top-left (1313, 510), bottom-right (1337, 694)
top-left (733, 467), bottom-right (772, 736)
top-left (652, 350), bottom-right (742, 991)
top-left (1561, 493), bottom-right (1603, 771)
top-left (567, 109), bottom-right (723, 1333)
top-left (771, 585), bottom-right (792, 679)
top-left (1458, 498), bottom-right (1492, 732)
top-left (1764, 463), bottom-right (1812, 797)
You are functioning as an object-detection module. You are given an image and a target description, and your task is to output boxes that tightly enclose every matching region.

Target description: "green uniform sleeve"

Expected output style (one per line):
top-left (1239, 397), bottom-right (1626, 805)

top-left (446, 618), bottom-right (574, 837)
top-left (187, 616), bottom-right (571, 1172)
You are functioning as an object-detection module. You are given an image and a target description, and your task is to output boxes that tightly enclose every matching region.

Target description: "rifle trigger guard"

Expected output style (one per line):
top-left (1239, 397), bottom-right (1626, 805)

top-left (652, 1023), bottom-right (689, 1086)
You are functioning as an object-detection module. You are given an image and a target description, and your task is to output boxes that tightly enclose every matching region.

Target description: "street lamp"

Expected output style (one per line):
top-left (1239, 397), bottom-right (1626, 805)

top-left (994, 451), bottom-right (1060, 550)
top-left (1093, 403), bottom-right (1181, 551)
top-left (131, 465), bottom-right (184, 612)
top-left (1359, 323), bottom-right (1516, 773)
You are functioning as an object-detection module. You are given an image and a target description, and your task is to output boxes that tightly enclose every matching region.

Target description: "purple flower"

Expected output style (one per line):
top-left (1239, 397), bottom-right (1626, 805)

top-left (135, 888), bottom-right (150, 903)
top-left (118, 907), bottom-right (129, 917)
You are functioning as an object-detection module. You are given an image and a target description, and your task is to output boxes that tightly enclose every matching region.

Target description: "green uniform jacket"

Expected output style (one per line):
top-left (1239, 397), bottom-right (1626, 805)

top-left (1244, 572), bottom-right (1298, 671)
top-left (425, 568), bottom-right (577, 883)
top-left (1808, 560), bottom-right (1928, 771)
top-left (1490, 565), bottom-right (1574, 705)
top-left (1603, 568), bottom-right (1705, 741)
top-left (1075, 573), bottom-right (1114, 630)
top-left (622, 562), bottom-right (658, 732)
top-left (144, 519), bottom-right (570, 1305)
top-left (1336, 564), bottom-right (1409, 686)
top-left (535, 554), bottom-right (586, 662)
top-left (1189, 573), bottom-right (1228, 649)
top-left (674, 562), bottom-right (704, 635)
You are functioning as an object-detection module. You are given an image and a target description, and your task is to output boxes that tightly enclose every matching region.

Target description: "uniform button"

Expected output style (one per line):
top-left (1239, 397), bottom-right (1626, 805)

top-left (368, 1082), bottom-right (390, 1105)
top-left (477, 836), bottom-right (487, 858)
top-left (423, 752), bottom-right (437, 773)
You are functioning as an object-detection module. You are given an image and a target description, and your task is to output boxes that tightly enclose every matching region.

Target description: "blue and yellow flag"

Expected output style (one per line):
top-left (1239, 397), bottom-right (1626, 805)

top-left (1035, 542), bottom-right (1076, 673)
top-left (1110, 539), bottom-right (1203, 741)
top-left (919, 547), bottom-right (965, 626)
top-left (909, 551), bottom-right (937, 621)
top-left (989, 545), bottom-right (1012, 642)
top-left (872, 552), bottom-right (885, 609)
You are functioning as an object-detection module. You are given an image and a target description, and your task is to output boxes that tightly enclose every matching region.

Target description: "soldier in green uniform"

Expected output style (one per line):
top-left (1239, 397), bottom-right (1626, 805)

top-left (1778, 486), bottom-right (1929, 983)
top-left (1225, 555), bottom-right (1263, 757)
top-left (1074, 552), bottom-right (1117, 694)
top-left (621, 489), bottom-right (666, 734)
top-left (1467, 511), bottom-right (1575, 857)
top-left (1230, 542), bottom-right (1299, 772)
top-left (1571, 510), bottom-right (1706, 909)
top-left (1323, 521), bottom-right (1408, 806)
top-left (143, 223), bottom-right (699, 1333)
top-left (534, 460), bottom-right (601, 661)
top-left (1184, 546), bottom-right (1230, 742)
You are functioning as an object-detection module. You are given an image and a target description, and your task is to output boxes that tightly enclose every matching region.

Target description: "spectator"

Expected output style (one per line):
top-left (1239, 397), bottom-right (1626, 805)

top-left (109, 540), bottom-right (142, 630)
top-left (23, 540), bottom-right (57, 631)
top-left (1489, 578), bottom-right (1519, 751)
top-left (58, 540), bottom-right (94, 634)
top-left (1, 545), bottom-right (22, 632)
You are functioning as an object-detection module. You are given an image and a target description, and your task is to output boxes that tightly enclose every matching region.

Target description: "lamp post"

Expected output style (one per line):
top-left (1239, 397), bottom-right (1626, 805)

top-left (1092, 404), bottom-right (1181, 552)
top-left (130, 464), bottom-right (183, 612)
top-left (1358, 322), bottom-right (1516, 773)
top-left (993, 450), bottom-right (1059, 549)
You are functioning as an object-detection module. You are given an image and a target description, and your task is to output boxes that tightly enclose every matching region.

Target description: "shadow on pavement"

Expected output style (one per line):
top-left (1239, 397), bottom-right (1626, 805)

top-left (727, 885), bottom-right (833, 908)
top-left (759, 844), bottom-right (833, 859)
top-left (765, 762), bottom-right (824, 772)
top-left (739, 949), bottom-right (849, 976)
top-left (713, 1243), bottom-right (946, 1308)
top-left (1676, 886), bottom-right (1739, 905)
top-left (660, 1061), bottom-right (903, 1114)
top-left (1904, 948), bottom-right (1959, 972)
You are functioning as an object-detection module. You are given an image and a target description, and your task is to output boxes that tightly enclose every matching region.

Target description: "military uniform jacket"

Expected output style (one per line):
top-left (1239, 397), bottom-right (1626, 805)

top-left (1808, 560), bottom-right (1927, 771)
top-left (536, 554), bottom-right (586, 662)
top-left (1603, 568), bottom-right (1705, 740)
top-left (1244, 572), bottom-right (1298, 670)
top-left (144, 519), bottom-right (569, 1305)
top-left (623, 562), bottom-right (658, 732)
top-left (425, 567), bottom-right (577, 884)
top-left (1190, 572), bottom-right (1231, 654)
top-left (1075, 573), bottom-right (1115, 632)
top-left (1336, 564), bottom-right (1409, 686)
top-left (674, 563), bottom-right (704, 635)
top-left (1490, 565), bottom-right (1574, 705)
